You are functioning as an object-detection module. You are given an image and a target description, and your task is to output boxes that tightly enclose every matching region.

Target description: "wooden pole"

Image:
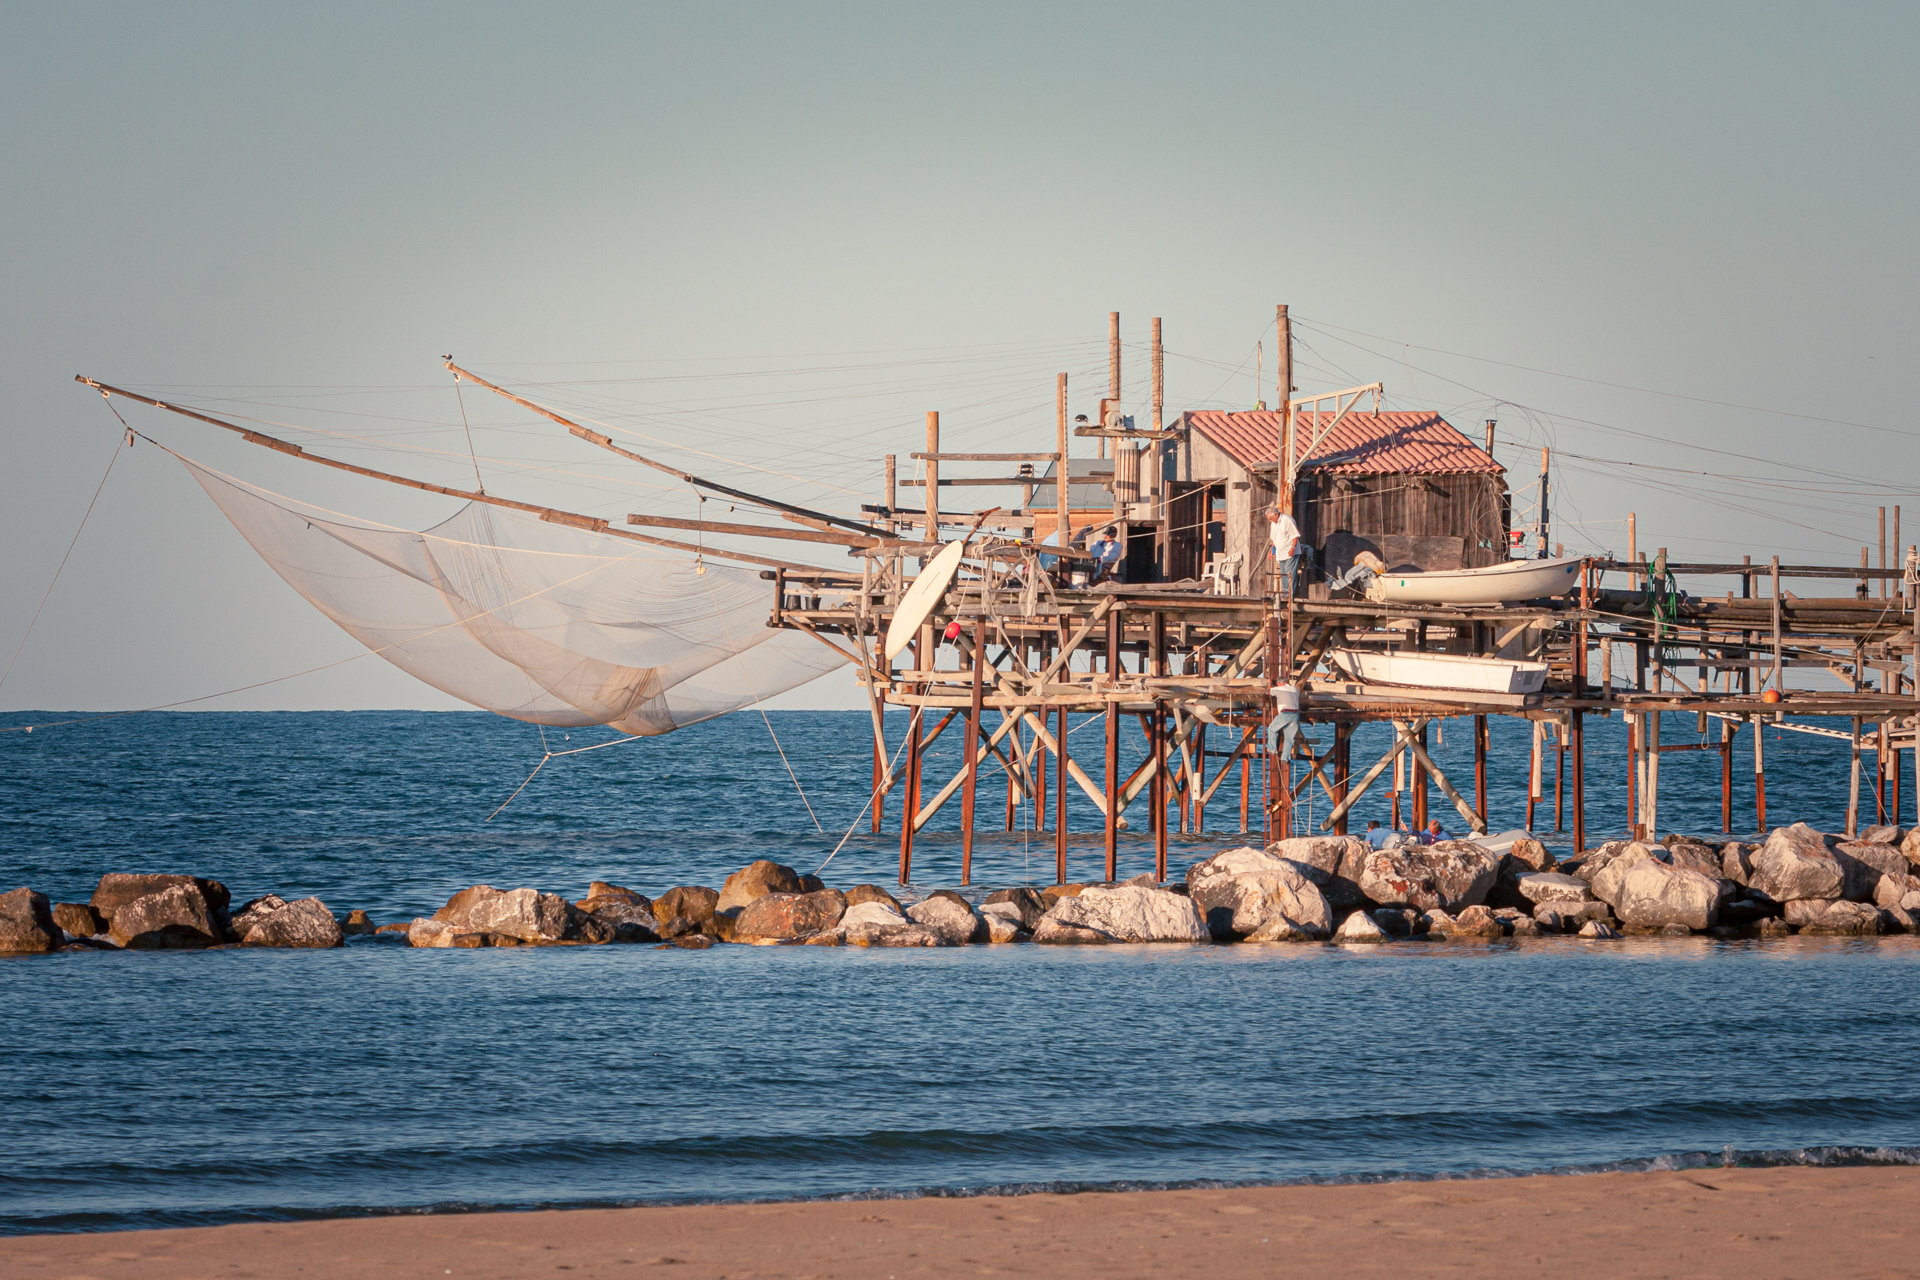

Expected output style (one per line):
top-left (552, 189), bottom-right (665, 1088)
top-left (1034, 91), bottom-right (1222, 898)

top-left (1055, 373), bottom-right (1070, 550)
top-left (1151, 318), bottom-right (1164, 432)
top-left (1720, 717), bottom-right (1734, 834)
top-left (885, 454), bottom-right (896, 519)
top-left (1848, 716), bottom-right (1863, 838)
top-left (1536, 447), bottom-right (1550, 558)
top-left (1240, 753), bottom-right (1249, 833)
top-left (1153, 700), bottom-right (1169, 882)
top-left (1474, 713), bottom-right (1489, 828)
top-left (871, 709), bottom-right (886, 836)
top-left (1628, 713), bottom-right (1641, 839)
top-left (1770, 555), bottom-right (1783, 692)
top-left (1627, 513), bottom-right (1637, 587)
top-left (924, 412), bottom-right (940, 541)
top-left (1647, 710), bottom-right (1661, 838)
top-left (1055, 704), bottom-right (1069, 883)
top-left (1526, 720), bottom-right (1541, 831)
top-left (898, 640), bottom-right (922, 885)
top-left (1277, 304), bottom-right (1293, 494)
top-left (1754, 713), bottom-right (1768, 830)
top-left (1571, 711), bottom-right (1586, 853)
top-left (1554, 724), bottom-right (1565, 831)
top-left (1104, 610), bottom-right (1121, 882)
top-left (1412, 724), bottom-right (1429, 832)
top-left (1880, 507), bottom-right (1888, 599)
top-left (1332, 721), bottom-right (1352, 835)
top-left (1104, 311), bottom-right (1120, 462)
top-left (1152, 610), bottom-right (1168, 882)
top-left (961, 619), bottom-right (984, 883)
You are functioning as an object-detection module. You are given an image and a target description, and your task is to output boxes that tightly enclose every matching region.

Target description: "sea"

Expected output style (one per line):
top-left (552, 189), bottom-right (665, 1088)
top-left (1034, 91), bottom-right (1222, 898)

top-left (3, 707), bottom-right (1918, 1234)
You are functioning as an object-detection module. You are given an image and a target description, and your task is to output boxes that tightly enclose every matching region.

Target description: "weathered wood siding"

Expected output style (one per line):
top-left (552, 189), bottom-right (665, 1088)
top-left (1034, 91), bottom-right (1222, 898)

top-left (1297, 472), bottom-right (1509, 571)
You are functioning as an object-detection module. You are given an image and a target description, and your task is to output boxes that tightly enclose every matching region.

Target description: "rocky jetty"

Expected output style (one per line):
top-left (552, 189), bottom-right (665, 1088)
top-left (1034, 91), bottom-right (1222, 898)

top-left (7, 822), bottom-right (1917, 957)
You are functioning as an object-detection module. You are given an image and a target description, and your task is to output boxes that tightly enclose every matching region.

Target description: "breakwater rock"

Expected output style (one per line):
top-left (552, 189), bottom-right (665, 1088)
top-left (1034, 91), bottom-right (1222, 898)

top-left (7, 824), bottom-right (1920, 956)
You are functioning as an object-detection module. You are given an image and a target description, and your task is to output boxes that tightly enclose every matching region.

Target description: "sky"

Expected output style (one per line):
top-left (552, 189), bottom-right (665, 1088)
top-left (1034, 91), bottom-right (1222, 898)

top-left (2, 1), bottom-right (1916, 716)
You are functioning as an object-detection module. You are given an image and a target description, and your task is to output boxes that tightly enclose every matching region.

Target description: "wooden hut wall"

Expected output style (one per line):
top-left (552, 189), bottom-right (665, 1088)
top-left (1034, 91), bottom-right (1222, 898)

top-left (1297, 472), bottom-right (1509, 572)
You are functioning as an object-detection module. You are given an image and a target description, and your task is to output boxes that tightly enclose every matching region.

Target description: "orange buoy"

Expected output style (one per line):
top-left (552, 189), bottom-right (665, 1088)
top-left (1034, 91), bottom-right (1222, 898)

top-left (1761, 688), bottom-right (1782, 704)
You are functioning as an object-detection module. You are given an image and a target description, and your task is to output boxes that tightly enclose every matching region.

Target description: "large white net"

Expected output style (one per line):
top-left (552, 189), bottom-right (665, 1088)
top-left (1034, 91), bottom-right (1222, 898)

top-left (184, 460), bottom-right (845, 734)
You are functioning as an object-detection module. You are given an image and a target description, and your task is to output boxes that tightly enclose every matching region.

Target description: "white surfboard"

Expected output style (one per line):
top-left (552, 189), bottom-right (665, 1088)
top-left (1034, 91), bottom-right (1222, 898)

top-left (884, 539), bottom-right (967, 662)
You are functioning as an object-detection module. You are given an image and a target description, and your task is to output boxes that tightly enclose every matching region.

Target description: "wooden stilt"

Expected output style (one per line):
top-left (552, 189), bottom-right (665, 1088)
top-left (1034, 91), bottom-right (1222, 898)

top-left (1571, 710), bottom-right (1586, 853)
top-left (1332, 721), bottom-right (1352, 834)
top-left (1005, 715), bottom-right (1019, 832)
top-left (1104, 610), bottom-right (1120, 882)
top-left (1554, 726), bottom-right (1565, 832)
top-left (1192, 721), bottom-right (1207, 834)
top-left (1720, 717), bottom-right (1734, 833)
top-left (1628, 713), bottom-right (1640, 839)
top-left (1055, 704), bottom-right (1069, 884)
top-left (898, 641), bottom-right (922, 886)
top-left (1473, 713), bottom-right (1489, 830)
top-left (1412, 724), bottom-right (1429, 831)
top-left (1526, 719), bottom-right (1541, 831)
top-left (871, 706), bottom-right (886, 835)
top-left (1754, 713), bottom-right (1768, 830)
top-left (1848, 715), bottom-right (1862, 838)
top-left (1153, 700), bottom-right (1169, 882)
top-left (1647, 710), bottom-right (1661, 838)
top-left (1239, 754), bottom-right (1249, 833)
top-left (960, 620), bottom-right (984, 885)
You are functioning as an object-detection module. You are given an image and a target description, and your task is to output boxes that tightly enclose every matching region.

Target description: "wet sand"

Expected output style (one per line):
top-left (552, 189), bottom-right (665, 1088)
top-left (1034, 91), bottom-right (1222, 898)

top-left (3, 1165), bottom-right (1914, 1279)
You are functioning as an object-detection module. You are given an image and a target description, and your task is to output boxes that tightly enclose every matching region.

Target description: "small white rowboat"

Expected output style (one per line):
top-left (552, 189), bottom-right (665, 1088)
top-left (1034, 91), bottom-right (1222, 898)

top-left (1332, 648), bottom-right (1550, 695)
top-left (1365, 556), bottom-right (1582, 606)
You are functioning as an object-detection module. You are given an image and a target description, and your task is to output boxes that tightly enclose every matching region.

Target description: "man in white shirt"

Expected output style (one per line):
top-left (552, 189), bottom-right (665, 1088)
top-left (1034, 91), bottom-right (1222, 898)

top-left (1267, 508), bottom-right (1302, 596)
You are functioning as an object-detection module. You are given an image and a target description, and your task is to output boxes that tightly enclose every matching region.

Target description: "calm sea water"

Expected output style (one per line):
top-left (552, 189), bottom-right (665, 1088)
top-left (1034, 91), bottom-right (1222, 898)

top-left (2, 708), bottom-right (1917, 1233)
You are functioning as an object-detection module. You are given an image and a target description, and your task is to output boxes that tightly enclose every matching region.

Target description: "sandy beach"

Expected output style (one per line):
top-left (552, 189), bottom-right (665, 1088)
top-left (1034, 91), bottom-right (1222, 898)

top-left (3, 1165), bottom-right (1916, 1279)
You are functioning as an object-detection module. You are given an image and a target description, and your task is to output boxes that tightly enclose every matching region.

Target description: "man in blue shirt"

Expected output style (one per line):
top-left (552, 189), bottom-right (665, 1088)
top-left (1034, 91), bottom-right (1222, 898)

top-left (1419, 819), bottom-right (1454, 845)
top-left (1365, 820), bottom-right (1392, 849)
top-left (1089, 525), bottom-right (1125, 583)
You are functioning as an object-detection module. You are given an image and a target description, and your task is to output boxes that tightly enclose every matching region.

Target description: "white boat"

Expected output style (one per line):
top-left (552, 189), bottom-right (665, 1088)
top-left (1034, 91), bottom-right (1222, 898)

top-left (1365, 556), bottom-right (1582, 606)
top-left (1331, 648), bottom-right (1550, 695)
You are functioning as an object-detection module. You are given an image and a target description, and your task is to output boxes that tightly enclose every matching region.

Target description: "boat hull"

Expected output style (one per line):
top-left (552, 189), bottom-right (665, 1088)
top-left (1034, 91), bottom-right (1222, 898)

top-left (1333, 648), bottom-right (1549, 695)
top-left (1366, 556), bottom-right (1582, 605)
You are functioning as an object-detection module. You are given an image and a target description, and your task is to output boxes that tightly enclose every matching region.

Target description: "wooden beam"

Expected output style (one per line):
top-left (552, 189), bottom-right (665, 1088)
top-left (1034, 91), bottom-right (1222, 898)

top-left (74, 377), bottom-right (843, 577)
top-left (444, 361), bottom-right (891, 539)
top-left (627, 512), bottom-right (879, 548)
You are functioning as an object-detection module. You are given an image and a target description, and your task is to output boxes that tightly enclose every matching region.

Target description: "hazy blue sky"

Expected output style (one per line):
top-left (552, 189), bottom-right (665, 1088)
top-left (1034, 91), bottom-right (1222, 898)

top-left (3, 2), bottom-right (1915, 715)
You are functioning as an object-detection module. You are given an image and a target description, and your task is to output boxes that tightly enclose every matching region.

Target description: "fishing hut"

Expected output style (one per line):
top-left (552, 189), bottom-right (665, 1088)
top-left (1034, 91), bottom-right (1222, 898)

top-left (73, 307), bottom-right (1920, 890)
top-left (763, 308), bottom-right (1920, 886)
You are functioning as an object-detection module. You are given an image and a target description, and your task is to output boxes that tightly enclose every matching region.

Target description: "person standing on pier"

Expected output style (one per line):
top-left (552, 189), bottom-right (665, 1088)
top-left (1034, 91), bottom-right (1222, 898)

top-left (1267, 506), bottom-right (1302, 596)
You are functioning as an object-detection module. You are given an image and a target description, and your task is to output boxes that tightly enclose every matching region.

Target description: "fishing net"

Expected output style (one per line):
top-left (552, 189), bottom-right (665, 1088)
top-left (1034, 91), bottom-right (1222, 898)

top-left (182, 460), bottom-right (845, 734)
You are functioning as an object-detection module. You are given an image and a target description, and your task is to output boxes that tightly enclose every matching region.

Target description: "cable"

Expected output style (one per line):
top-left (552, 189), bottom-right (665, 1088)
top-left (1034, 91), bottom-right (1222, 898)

top-left (0, 408), bottom-right (128, 694)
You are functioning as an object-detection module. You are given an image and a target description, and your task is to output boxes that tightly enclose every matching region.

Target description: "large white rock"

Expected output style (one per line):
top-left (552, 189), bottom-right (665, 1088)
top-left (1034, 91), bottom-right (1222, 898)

top-left (1038, 884), bottom-right (1209, 943)
top-left (1615, 861), bottom-right (1721, 931)
top-left (1873, 872), bottom-right (1920, 909)
top-left (434, 885), bottom-right (575, 942)
top-left (1332, 911), bottom-right (1390, 943)
top-left (1801, 900), bottom-right (1881, 936)
top-left (1188, 850), bottom-right (1331, 940)
top-left (905, 894), bottom-right (987, 945)
top-left (407, 917), bottom-right (459, 947)
top-left (1590, 844), bottom-right (1662, 907)
top-left (1749, 824), bottom-right (1843, 902)
top-left (1515, 872), bottom-right (1594, 905)
top-left (1267, 836), bottom-right (1372, 907)
top-left (235, 896), bottom-right (344, 948)
top-left (1834, 842), bottom-right (1907, 902)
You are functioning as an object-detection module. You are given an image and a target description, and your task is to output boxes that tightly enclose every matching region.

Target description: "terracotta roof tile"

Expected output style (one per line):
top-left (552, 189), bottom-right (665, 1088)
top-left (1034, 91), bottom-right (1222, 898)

top-left (1184, 409), bottom-right (1502, 476)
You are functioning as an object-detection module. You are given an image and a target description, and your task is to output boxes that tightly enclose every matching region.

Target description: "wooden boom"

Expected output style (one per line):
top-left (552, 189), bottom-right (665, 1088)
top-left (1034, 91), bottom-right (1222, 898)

top-left (73, 376), bottom-right (856, 579)
top-left (444, 360), bottom-right (897, 541)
